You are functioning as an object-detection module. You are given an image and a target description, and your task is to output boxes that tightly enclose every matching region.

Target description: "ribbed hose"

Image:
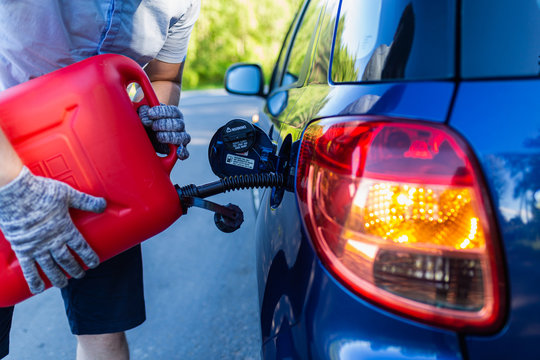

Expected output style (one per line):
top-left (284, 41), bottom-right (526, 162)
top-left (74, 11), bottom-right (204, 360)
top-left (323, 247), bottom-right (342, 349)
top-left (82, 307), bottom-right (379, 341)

top-left (177, 173), bottom-right (285, 199)
top-left (220, 173), bottom-right (285, 191)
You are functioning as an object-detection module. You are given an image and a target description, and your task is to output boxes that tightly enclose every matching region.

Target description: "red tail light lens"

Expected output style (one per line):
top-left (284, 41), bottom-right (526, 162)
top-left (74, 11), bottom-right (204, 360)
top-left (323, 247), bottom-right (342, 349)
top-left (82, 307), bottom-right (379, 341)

top-left (296, 117), bottom-right (505, 332)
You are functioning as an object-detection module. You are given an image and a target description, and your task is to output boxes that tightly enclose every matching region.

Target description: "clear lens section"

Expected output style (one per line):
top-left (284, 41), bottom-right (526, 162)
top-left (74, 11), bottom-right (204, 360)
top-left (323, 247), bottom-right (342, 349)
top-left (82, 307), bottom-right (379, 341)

top-left (297, 118), bottom-right (503, 331)
top-left (373, 250), bottom-right (483, 311)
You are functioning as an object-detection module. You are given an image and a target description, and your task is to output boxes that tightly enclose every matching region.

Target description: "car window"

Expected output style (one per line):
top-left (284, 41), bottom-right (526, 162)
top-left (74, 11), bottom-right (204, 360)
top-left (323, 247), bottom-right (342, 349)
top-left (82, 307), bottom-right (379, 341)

top-left (331, 0), bottom-right (455, 83)
top-left (461, 0), bottom-right (540, 78)
top-left (281, 0), bottom-right (323, 87)
top-left (270, 1), bottom-right (305, 90)
top-left (308, 0), bottom-right (340, 85)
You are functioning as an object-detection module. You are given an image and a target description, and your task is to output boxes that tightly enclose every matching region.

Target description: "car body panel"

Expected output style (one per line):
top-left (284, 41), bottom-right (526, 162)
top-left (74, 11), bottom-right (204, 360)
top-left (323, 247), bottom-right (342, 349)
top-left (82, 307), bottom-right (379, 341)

top-left (271, 82), bottom-right (454, 132)
top-left (255, 81), bottom-right (461, 358)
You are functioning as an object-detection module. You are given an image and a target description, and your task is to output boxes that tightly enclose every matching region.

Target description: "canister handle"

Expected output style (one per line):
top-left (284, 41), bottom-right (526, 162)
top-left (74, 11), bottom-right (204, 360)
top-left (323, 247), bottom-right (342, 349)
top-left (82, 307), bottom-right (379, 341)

top-left (115, 56), bottom-right (178, 174)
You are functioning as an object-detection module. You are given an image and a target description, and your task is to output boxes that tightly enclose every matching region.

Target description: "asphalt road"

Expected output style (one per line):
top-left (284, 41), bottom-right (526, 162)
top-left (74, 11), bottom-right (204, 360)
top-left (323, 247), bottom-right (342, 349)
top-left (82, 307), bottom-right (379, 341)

top-left (6, 90), bottom-right (265, 359)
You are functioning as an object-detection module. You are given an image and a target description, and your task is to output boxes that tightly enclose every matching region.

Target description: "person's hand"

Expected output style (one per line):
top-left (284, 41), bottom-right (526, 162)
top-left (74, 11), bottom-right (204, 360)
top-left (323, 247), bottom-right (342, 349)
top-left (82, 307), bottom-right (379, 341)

top-left (138, 104), bottom-right (191, 160)
top-left (0, 167), bottom-right (106, 294)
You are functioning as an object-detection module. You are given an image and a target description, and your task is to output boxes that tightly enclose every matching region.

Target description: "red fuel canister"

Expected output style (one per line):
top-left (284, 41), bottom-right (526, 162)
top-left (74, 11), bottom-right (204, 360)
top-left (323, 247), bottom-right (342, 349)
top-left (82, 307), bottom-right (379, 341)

top-left (0, 54), bottom-right (182, 306)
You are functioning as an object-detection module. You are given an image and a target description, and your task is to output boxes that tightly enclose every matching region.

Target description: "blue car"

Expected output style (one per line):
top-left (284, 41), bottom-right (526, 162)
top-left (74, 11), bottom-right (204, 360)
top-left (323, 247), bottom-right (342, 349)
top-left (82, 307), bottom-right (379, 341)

top-left (225, 0), bottom-right (540, 358)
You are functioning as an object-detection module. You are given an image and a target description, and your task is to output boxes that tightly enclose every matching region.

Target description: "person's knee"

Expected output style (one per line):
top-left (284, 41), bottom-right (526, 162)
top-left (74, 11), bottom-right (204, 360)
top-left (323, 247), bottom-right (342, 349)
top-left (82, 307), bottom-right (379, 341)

top-left (76, 332), bottom-right (129, 360)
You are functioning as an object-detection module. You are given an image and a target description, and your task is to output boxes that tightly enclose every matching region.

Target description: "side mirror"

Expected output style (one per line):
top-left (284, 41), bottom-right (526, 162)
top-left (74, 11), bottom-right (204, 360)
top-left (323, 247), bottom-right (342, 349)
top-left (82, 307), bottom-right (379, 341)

top-left (267, 90), bottom-right (288, 117)
top-left (282, 72), bottom-right (298, 87)
top-left (225, 64), bottom-right (264, 96)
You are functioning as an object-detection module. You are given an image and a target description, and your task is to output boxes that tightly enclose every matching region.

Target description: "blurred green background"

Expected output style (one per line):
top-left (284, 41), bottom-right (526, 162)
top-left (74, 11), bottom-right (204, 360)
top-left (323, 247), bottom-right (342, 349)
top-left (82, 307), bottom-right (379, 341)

top-left (182, 0), bottom-right (301, 90)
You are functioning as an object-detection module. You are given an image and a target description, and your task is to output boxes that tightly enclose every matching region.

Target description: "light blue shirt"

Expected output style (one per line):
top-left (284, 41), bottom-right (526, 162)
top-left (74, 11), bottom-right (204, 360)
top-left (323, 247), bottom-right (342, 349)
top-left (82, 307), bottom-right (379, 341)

top-left (0, 0), bottom-right (200, 90)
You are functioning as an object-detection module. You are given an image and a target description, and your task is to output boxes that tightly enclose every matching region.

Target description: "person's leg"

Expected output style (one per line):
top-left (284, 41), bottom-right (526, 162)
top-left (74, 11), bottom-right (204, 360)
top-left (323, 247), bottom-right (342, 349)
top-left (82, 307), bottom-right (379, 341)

top-left (76, 332), bottom-right (129, 360)
top-left (0, 306), bottom-right (14, 359)
top-left (61, 245), bottom-right (145, 360)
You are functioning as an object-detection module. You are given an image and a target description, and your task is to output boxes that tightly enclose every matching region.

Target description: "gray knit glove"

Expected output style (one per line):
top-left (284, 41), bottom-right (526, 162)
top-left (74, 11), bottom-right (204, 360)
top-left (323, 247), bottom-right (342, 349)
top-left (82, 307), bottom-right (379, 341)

top-left (0, 167), bottom-right (106, 294)
top-left (138, 104), bottom-right (191, 160)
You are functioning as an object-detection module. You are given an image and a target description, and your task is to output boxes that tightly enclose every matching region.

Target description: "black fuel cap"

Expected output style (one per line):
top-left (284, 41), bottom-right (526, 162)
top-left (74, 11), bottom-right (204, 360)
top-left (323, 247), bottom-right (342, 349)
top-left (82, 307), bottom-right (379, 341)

top-left (221, 119), bottom-right (256, 153)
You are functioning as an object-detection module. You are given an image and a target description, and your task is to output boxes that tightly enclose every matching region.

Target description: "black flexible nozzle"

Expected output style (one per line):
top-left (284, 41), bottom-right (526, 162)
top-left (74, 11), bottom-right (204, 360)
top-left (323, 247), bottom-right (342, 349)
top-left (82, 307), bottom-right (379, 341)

top-left (176, 173), bottom-right (285, 199)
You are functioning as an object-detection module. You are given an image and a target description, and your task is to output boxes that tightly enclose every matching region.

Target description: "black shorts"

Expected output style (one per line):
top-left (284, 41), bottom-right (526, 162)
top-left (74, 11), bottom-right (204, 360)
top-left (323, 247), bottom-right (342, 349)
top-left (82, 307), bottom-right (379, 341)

top-left (0, 245), bottom-right (145, 358)
top-left (0, 307), bottom-right (13, 359)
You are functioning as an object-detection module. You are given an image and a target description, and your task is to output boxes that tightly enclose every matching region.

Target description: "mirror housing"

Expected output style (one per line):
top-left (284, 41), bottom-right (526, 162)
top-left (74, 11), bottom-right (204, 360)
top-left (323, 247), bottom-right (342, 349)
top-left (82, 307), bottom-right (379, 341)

top-left (225, 64), bottom-right (265, 96)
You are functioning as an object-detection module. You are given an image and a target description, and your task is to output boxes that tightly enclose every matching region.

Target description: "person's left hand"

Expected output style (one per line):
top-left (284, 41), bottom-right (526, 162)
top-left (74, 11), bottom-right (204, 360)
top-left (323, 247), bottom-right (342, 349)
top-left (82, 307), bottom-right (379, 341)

top-left (138, 104), bottom-right (191, 160)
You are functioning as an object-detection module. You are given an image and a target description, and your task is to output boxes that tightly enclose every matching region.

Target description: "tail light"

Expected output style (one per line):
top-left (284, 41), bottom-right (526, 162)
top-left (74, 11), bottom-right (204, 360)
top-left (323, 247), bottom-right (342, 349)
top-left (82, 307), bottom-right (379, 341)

top-left (296, 116), bottom-right (506, 332)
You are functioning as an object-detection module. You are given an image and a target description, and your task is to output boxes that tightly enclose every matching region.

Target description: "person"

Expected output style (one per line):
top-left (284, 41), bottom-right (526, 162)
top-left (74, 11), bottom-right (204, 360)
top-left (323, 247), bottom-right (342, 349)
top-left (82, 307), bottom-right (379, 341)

top-left (0, 1), bottom-right (200, 359)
